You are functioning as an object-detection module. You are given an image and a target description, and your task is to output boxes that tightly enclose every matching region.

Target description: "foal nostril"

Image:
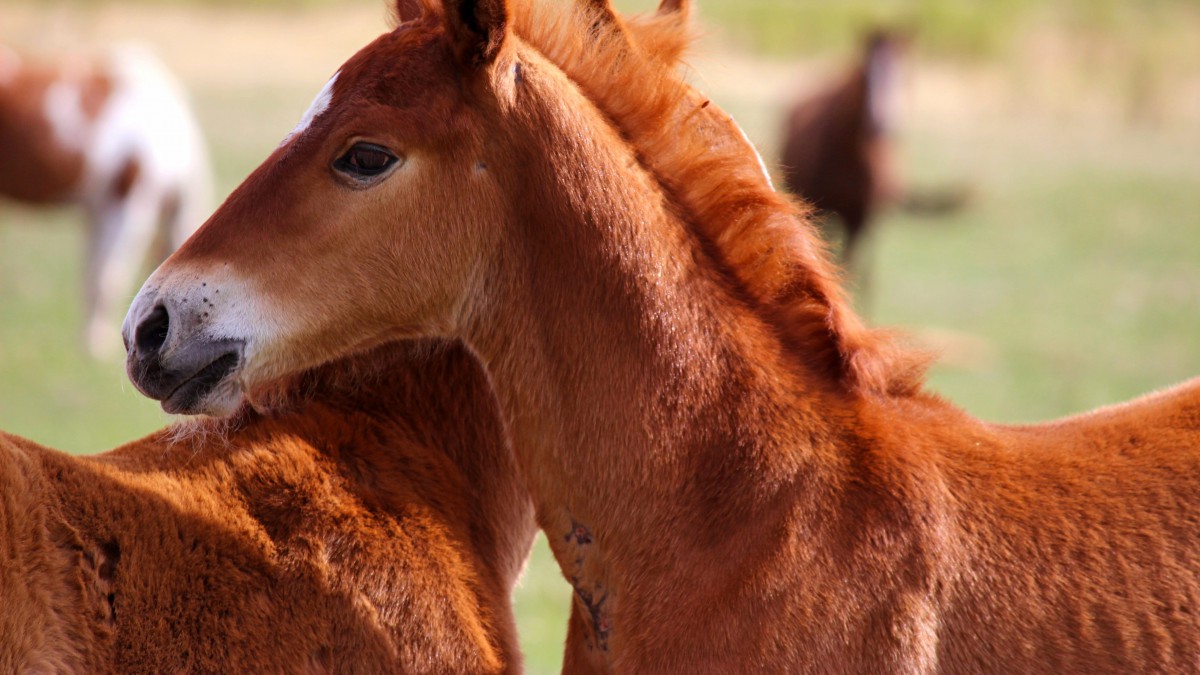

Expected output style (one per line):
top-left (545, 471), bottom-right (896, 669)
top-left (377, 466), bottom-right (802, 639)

top-left (134, 304), bottom-right (171, 356)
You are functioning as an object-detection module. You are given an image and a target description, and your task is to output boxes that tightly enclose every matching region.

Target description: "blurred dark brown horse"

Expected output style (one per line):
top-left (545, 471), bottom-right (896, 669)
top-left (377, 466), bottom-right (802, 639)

top-left (780, 31), bottom-right (905, 275)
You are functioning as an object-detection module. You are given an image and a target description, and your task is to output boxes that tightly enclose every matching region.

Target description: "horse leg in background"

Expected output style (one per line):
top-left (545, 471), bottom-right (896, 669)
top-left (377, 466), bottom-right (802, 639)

top-left (83, 180), bottom-right (162, 358)
top-left (150, 180), bottom-right (205, 265)
top-left (838, 206), bottom-right (866, 274)
top-left (85, 45), bottom-right (212, 326)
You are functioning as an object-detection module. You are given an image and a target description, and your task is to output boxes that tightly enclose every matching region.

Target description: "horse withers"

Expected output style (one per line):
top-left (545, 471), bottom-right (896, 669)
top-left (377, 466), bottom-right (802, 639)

top-left (122, 0), bottom-right (1200, 671)
top-left (0, 44), bottom-right (209, 357)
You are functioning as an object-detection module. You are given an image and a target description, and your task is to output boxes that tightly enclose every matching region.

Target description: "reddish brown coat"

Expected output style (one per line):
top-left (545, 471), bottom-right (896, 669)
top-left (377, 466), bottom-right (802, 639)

top-left (1, 341), bottom-right (535, 673)
top-left (124, 1), bottom-right (1200, 671)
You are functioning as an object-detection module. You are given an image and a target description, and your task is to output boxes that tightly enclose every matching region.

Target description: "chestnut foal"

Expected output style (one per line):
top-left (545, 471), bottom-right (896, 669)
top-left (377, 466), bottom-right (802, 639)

top-left (123, 0), bottom-right (1200, 671)
top-left (2, 340), bottom-right (534, 673)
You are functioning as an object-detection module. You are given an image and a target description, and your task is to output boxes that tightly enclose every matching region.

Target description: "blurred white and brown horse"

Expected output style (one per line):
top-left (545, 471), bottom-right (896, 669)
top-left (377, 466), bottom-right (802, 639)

top-left (0, 45), bottom-right (209, 356)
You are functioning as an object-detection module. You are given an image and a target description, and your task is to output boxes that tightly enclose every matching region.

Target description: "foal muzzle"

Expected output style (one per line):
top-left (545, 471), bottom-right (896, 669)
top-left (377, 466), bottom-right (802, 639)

top-left (124, 289), bottom-right (244, 415)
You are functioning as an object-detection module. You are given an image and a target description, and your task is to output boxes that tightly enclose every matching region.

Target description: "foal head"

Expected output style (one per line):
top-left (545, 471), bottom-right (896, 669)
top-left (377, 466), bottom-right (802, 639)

top-left (124, 0), bottom-right (526, 414)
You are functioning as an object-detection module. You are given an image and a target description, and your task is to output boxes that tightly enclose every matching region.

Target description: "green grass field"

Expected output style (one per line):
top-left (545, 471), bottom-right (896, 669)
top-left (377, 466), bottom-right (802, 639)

top-left (2, 1), bottom-right (1198, 672)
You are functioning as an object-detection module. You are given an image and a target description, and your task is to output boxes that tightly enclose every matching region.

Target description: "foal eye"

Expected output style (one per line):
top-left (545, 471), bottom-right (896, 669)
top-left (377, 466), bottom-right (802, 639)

top-left (333, 143), bottom-right (398, 180)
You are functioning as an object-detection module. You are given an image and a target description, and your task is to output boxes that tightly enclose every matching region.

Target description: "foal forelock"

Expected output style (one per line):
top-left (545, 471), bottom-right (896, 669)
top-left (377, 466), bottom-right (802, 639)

top-left (503, 0), bottom-right (928, 395)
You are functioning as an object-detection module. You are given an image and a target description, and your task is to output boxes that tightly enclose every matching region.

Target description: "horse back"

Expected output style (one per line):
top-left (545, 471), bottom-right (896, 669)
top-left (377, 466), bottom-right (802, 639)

top-left (0, 405), bottom-right (525, 674)
top-left (1024, 375), bottom-right (1200, 442)
top-left (928, 378), bottom-right (1200, 670)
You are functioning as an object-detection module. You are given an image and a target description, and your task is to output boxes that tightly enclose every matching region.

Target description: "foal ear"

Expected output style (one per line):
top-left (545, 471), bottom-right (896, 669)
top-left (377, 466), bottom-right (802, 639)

top-left (393, 0), bottom-right (425, 24)
top-left (441, 0), bottom-right (509, 68)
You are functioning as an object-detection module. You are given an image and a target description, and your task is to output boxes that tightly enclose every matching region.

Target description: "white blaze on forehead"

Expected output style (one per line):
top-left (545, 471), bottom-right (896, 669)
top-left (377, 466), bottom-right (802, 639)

top-left (282, 71), bottom-right (339, 145)
top-left (868, 47), bottom-right (901, 135)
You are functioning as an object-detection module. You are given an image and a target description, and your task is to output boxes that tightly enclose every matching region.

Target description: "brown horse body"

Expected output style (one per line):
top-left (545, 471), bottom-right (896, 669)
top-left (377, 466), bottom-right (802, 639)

top-left (123, 0), bottom-right (1200, 671)
top-left (1, 341), bottom-right (535, 673)
top-left (780, 32), bottom-right (903, 270)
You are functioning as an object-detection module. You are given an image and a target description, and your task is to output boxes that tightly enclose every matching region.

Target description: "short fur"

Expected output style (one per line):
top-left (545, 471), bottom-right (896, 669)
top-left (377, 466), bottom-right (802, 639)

top-left (1, 340), bottom-right (536, 673)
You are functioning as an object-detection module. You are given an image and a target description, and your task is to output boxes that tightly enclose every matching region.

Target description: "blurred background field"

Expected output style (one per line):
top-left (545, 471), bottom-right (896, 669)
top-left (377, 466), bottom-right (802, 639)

top-left (1, 0), bottom-right (1197, 671)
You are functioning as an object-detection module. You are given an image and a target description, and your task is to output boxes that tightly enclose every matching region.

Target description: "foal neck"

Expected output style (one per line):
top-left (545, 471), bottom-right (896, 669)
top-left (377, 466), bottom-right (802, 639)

top-left (462, 49), bottom-right (850, 567)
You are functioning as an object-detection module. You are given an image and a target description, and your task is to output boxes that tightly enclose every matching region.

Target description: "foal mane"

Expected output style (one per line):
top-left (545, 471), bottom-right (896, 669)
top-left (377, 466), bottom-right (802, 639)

top-left (403, 0), bottom-right (929, 396)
